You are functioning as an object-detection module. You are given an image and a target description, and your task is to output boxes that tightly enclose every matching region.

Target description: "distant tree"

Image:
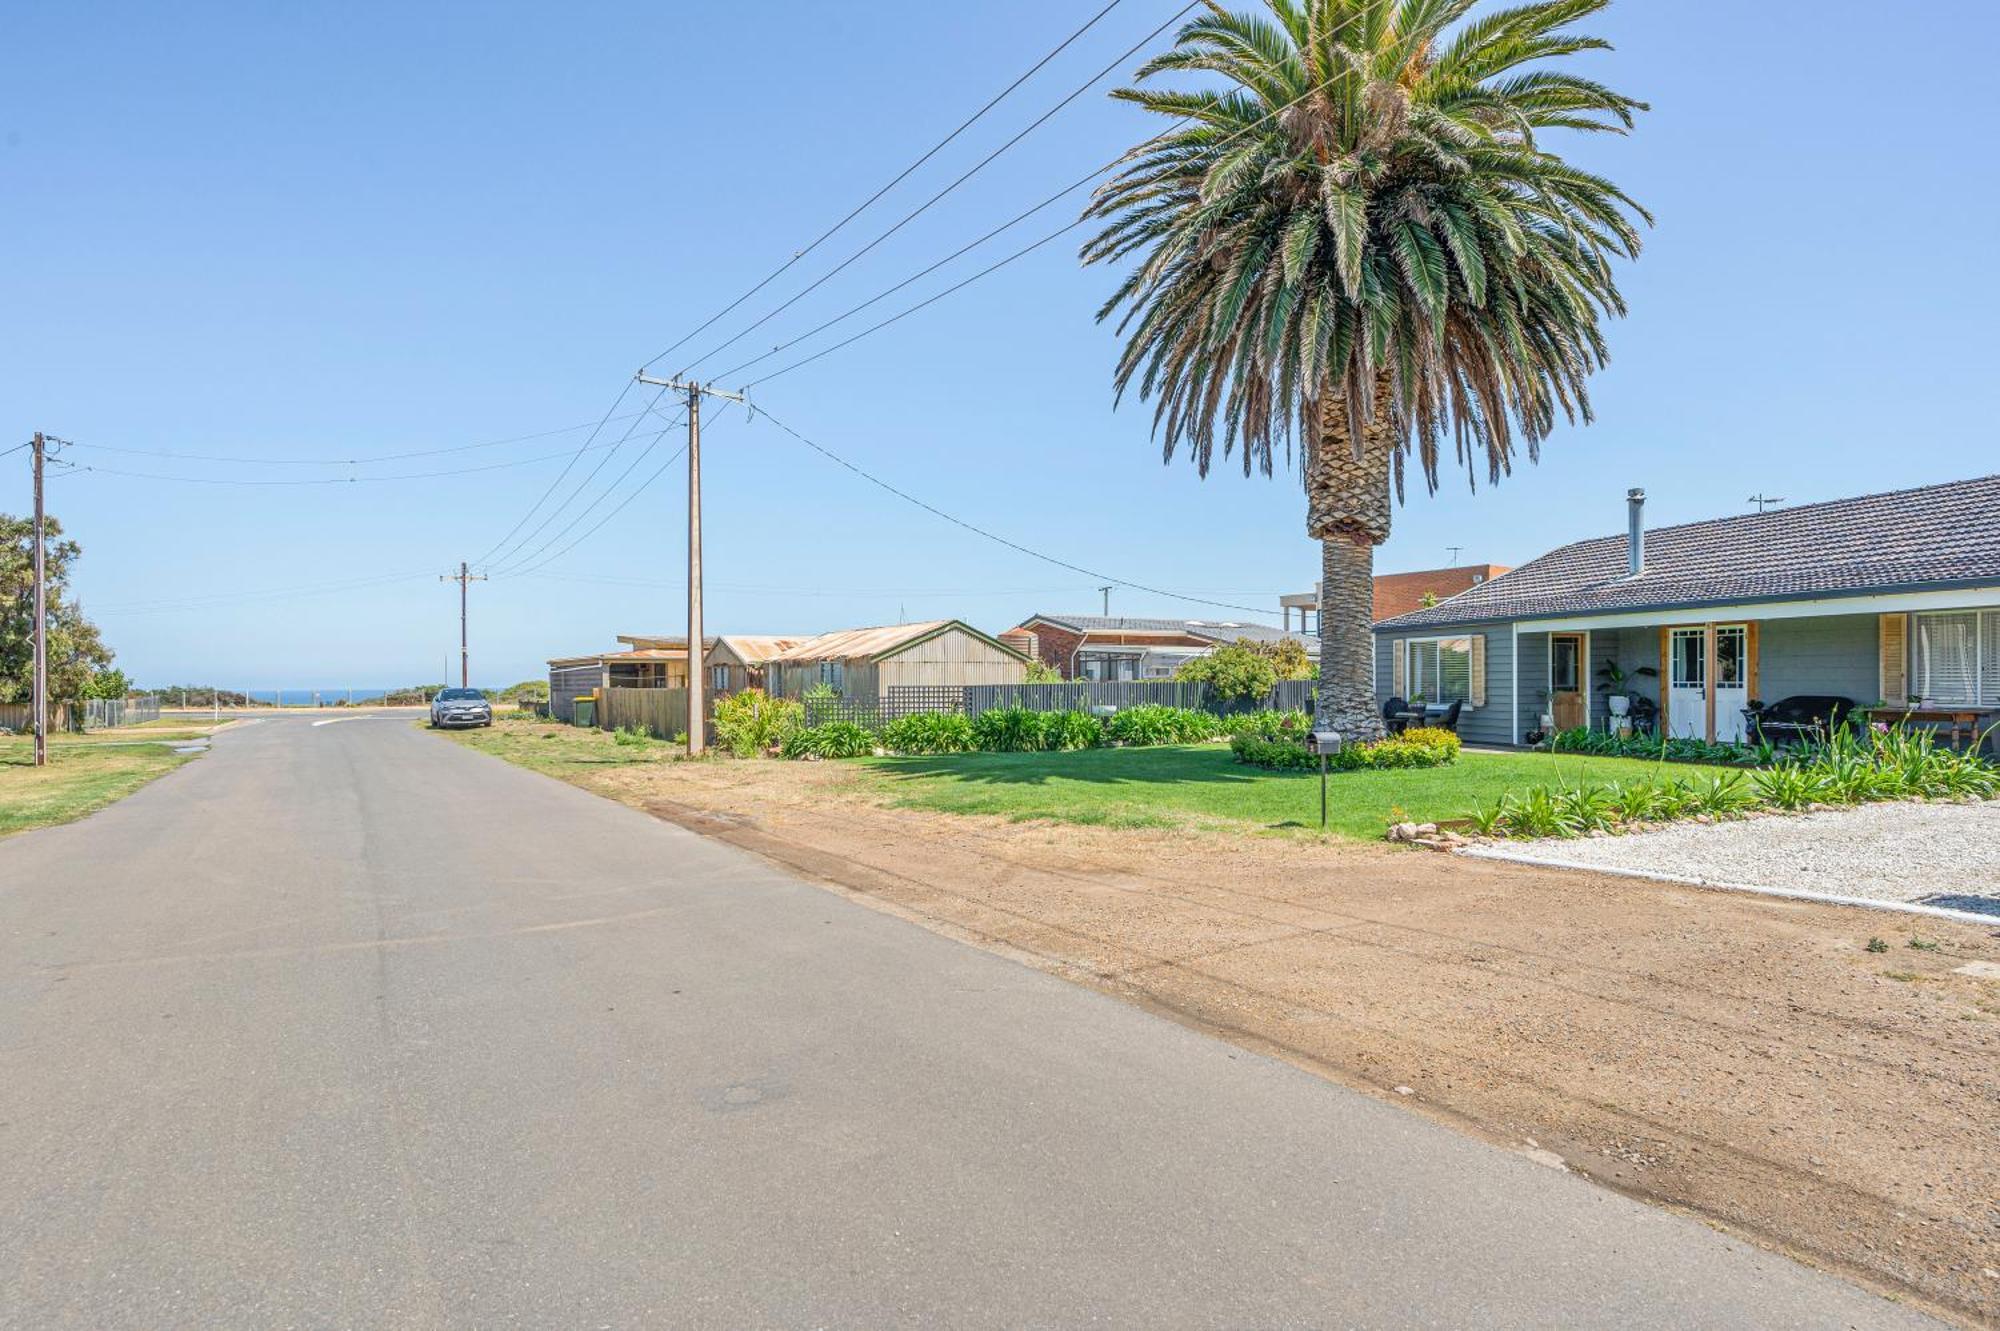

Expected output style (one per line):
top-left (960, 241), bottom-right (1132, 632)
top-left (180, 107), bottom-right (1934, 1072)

top-left (1023, 660), bottom-right (1063, 684)
top-left (497, 679), bottom-right (550, 704)
top-left (1177, 641), bottom-right (1280, 700)
top-left (1, 512), bottom-right (116, 703)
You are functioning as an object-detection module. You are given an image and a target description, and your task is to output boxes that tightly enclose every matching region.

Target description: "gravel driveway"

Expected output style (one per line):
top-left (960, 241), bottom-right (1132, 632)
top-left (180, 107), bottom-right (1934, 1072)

top-left (1467, 799), bottom-right (2000, 919)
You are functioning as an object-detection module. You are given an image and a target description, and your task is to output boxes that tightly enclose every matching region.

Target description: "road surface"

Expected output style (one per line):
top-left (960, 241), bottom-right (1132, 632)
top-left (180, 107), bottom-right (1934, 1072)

top-left (0, 717), bottom-right (1939, 1327)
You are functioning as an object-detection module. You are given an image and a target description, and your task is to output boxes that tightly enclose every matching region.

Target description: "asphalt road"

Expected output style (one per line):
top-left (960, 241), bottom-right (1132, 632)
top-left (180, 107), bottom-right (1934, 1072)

top-left (0, 717), bottom-right (1940, 1328)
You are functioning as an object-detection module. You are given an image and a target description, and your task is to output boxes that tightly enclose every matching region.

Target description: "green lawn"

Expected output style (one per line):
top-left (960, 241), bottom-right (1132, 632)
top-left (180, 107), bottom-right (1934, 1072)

top-left (856, 744), bottom-right (1736, 840)
top-left (0, 737), bottom-right (201, 839)
top-left (436, 713), bottom-right (680, 777)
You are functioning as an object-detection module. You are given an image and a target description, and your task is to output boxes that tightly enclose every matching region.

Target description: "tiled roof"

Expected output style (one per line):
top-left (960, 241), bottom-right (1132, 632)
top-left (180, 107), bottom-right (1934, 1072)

top-left (1378, 474), bottom-right (2000, 631)
top-left (1372, 565), bottom-right (1509, 621)
top-left (1025, 614), bottom-right (1318, 650)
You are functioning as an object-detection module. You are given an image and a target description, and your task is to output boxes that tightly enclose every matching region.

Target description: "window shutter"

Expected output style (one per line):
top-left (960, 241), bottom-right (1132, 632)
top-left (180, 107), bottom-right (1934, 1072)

top-left (1982, 611), bottom-right (2000, 708)
top-left (1392, 639), bottom-right (1406, 697)
top-left (1879, 614), bottom-right (1907, 702)
top-left (1469, 634), bottom-right (1487, 707)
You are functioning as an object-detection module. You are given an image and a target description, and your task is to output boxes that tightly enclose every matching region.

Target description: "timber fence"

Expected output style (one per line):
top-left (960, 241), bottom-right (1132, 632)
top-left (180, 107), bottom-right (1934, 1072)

top-left (598, 687), bottom-right (705, 743)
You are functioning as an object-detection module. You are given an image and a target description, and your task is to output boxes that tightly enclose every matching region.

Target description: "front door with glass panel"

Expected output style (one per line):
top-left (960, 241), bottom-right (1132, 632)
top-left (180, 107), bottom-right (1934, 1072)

top-left (1549, 634), bottom-right (1586, 730)
top-left (1667, 628), bottom-right (1707, 738)
top-left (1712, 625), bottom-right (1749, 742)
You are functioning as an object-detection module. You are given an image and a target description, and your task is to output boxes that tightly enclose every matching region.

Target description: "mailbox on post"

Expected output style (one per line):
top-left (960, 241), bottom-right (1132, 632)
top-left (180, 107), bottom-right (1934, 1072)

top-left (1305, 730), bottom-right (1341, 829)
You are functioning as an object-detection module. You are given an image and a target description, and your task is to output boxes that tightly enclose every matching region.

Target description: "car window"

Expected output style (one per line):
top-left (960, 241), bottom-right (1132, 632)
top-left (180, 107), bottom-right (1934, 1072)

top-left (437, 689), bottom-right (484, 701)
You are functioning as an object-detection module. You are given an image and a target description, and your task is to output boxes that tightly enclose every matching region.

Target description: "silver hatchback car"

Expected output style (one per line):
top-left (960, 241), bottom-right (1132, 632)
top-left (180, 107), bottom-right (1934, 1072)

top-left (429, 688), bottom-right (492, 729)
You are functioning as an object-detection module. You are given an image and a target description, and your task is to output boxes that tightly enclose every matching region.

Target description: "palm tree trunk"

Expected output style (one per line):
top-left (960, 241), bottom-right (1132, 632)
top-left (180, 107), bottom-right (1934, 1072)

top-left (1306, 381), bottom-right (1396, 742)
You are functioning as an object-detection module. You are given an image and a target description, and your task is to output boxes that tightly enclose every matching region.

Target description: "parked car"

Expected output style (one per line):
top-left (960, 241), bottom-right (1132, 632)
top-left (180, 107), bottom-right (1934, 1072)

top-left (429, 688), bottom-right (492, 729)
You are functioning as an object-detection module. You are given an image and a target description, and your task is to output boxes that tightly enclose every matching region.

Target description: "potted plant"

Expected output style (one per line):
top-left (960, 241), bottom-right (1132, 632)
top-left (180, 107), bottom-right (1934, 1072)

top-left (1535, 687), bottom-right (1554, 733)
top-left (1595, 660), bottom-right (1657, 719)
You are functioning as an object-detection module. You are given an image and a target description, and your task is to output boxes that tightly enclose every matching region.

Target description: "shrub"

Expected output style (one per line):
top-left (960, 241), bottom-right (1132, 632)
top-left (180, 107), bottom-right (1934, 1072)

top-left (1104, 704), bottom-right (1220, 746)
top-left (780, 721), bottom-right (877, 760)
top-left (971, 706), bottom-right (1048, 753)
top-left (612, 724), bottom-right (652, 747)
top-left (882, 711), bottom-right (976, 755)
top-left (1176, 642), bottom-right (1279, 700)
top-left (1228, 735), bottom-right (1317, 770)
top-left (1222, 709), bottom-right (1310, 741)
top-left (711, 689), bottom-right (804, 758)
top-left (1230, 728), bottom-right (1459, 772)
top-left (1022, 660), bottom-right (1064, 683)
top-left (1471, 720), bottom-right (2000, 838)
top-left (1039, 709), bottom-right (1105, 752)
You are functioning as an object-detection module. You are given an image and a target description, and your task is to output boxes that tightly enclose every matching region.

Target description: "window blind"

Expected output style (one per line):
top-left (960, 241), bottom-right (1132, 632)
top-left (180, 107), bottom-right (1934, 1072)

top-left (1917, 611), bottom-right (1978, 705)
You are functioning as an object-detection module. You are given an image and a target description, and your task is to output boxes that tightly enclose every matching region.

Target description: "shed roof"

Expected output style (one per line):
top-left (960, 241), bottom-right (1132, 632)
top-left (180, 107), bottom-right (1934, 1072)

top-left (768, 619), bottom-right (1027, 664)
top-left (710, 635), bottom-right (810, 664)
top-left (1377, 473), bottom-right (2000, 631)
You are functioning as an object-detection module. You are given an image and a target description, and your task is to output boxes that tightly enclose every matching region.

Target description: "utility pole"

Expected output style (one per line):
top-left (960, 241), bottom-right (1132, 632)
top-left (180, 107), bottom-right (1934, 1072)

top-left (1099, 585), bottom-right (1113, 617)
top-left (29, 433), bottom-right (48, 767)
top-left (635, 372), bottom-right (744, 757)
top-left (439, 561), bottom-right (487, 690)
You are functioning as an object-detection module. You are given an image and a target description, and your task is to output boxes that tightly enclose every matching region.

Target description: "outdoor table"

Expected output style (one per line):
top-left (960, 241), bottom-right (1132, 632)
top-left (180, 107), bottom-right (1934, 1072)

top-left (1864, 707), bottom-right (2000, 751)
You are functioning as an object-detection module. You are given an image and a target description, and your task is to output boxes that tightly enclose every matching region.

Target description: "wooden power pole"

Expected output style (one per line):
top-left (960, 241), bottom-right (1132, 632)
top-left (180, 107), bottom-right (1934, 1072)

top-left (30, 433), bottom-right (48, 767)
top-left (440, 561), bottom-right (486, 689)
top-left (635, 373), bottom-right (743, 757)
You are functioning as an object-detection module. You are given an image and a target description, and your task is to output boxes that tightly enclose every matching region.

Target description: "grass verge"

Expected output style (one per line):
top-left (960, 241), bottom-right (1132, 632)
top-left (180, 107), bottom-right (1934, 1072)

top-left (0, 735), bottom-right (201, 838)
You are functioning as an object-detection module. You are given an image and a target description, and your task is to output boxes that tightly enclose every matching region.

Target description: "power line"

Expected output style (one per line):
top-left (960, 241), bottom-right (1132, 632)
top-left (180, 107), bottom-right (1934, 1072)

top-left (471, 377), bottom-right (642, 569)
top-left (87, 571), bottom-right (435, 615)
top-left (50, 411), bottom-right (676, 467)
top-left (672, 1), bottom-right (1201, 380)
top-left (753, 404), bottom-right (1274, 618)
top-left (485, 416), bottom-right (684, 576)
top-left (640, 0), bottom-right (1139, 372)
top-left (725, 64), bottom-right (1370, 391)
top-left (498, 403), bottom-right (737, 580)
top-left (480, 383), bottom-right (684, 571)
top-left (41, 437), bottom-right (641, 486)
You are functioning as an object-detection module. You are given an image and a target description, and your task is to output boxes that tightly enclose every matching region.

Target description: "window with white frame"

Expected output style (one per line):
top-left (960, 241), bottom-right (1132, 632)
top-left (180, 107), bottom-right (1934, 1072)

top-left (1405, 636), bottom-right (1474, 705)
top-left (711, 665), bottom-right (730, 692)
top-left (1915, 609), bottom-right (2000, 706)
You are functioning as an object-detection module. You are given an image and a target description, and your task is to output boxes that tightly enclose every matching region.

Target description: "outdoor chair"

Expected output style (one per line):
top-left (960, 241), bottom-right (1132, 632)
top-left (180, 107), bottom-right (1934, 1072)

top-left (1746, 695), bottom-right (1854, 747)
top-left (1435, 700), bottom-right (1464, 734)
top-left (1382, 696), bottom-right (1412, 735)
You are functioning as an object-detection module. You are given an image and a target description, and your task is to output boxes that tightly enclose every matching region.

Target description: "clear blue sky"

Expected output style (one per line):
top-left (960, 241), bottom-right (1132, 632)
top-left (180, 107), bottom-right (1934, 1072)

top-left (6, 0), bottom-right (1996, 688)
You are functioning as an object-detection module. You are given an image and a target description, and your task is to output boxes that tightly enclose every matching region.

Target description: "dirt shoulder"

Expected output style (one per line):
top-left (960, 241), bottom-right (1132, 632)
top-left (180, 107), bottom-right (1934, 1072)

top-left (468, 738), bottom-right (2000, 1324)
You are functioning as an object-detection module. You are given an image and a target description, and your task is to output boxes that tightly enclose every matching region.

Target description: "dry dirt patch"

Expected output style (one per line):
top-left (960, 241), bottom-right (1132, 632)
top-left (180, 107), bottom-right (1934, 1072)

top-left (548, 753), bottom-right (2000, 1324)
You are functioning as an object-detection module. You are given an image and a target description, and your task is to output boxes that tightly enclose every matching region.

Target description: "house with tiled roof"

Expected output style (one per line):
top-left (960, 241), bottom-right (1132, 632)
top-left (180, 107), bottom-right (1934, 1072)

top-left (1006, 614), bottom-right (1319, 681)
top-left (1371, 477), bottom-right (2000, 749)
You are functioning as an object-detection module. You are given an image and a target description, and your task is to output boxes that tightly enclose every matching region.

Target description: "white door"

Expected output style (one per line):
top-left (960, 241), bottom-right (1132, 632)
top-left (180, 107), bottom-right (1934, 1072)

top-left (1667, 628), bottom-right (1707, 738)
top-left (1713, 625), bottom-right (1749, 743)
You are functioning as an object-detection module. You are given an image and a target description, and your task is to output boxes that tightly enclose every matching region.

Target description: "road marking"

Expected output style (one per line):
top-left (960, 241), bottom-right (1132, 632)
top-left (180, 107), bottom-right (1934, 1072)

top-left (311, 715), bottom-right (398, 727)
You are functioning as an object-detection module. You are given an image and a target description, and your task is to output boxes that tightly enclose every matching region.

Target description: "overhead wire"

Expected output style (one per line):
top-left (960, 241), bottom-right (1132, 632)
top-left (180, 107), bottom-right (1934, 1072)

top-left (480, 390), bottom-right (682, 575)
top-left (498, 403), bottom-right (737, 580)
top-left (670, 0), bottom-right (1202, 380)
top-left (639, 0), bottom-right (1139, 372)
top-left (51, 410), bottom-right (679, 467)
top-left (752, 403), bottom-right (1276, 618)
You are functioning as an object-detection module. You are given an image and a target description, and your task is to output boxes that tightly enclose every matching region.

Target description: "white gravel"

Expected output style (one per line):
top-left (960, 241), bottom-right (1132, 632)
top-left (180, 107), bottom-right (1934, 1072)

top-left (1466, 799), bottom-right (2000, 920)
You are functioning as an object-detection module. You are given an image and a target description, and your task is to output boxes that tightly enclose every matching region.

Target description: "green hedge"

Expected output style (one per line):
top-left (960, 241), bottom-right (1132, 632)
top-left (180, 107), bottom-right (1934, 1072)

top-left (1231, 726), bottom-right (1461, 772)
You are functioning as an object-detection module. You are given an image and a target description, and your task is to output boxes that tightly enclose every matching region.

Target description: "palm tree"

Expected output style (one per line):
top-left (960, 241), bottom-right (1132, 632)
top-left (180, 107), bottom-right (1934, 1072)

top-left (1083, 0), bottom-right (1648, 739)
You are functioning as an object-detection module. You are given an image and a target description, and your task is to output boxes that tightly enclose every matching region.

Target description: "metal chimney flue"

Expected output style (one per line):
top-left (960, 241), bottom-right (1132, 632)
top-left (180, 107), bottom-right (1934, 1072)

top-left (1626, 488), bottom-right (1646, 577)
